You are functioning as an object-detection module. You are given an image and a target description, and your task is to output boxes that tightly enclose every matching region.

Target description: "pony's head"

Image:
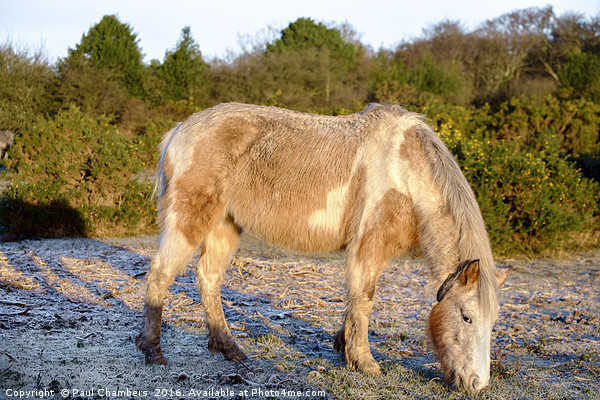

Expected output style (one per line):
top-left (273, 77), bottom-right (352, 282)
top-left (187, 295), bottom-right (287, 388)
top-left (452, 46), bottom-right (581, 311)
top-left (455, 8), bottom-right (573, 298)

top-left (428, 260), bottom-right (511, 394)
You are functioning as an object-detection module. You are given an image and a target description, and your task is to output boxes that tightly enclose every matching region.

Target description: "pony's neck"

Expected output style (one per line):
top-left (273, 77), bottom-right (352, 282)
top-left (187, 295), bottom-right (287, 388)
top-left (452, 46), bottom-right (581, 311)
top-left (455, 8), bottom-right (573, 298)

top-left (417, 209), bottom-right (462, 284)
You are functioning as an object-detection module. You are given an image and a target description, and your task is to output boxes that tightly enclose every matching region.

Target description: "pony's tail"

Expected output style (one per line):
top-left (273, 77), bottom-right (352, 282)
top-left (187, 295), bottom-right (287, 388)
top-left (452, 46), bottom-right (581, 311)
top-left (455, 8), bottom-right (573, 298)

top-left (153, 123), bottom-right (181, 201)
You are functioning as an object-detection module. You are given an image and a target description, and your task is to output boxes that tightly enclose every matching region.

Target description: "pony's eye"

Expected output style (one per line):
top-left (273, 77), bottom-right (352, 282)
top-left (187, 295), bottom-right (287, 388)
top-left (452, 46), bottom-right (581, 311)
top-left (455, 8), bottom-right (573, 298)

top-left (462, 315), bottom-right (472, 324)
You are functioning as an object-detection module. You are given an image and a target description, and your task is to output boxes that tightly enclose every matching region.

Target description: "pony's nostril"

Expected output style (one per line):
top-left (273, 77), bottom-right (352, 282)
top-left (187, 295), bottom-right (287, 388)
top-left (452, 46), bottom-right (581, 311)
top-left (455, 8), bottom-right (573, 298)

top-left (469, 374), bottom-right (487, 393)
top-left (471, 375), bottom-right (479, 388)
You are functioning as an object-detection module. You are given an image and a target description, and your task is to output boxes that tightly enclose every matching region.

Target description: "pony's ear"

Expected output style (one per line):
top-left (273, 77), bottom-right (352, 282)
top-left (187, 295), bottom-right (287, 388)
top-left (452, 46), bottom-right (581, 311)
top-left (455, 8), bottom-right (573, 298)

top-left (495, 266), bottom-right (513, 288)
top-left (436, 260), bottom-right (478, 302)
top-left (459, 259), bottom-right (480, 287)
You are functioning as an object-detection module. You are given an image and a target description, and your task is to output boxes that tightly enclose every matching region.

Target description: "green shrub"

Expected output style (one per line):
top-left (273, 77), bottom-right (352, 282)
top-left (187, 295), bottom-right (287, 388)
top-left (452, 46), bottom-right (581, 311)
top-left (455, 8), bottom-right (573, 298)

top-left (0, 107), bottom-right (157, 239)
top-left (438, 121), bottom-right (599, 255)
top-left (489, 95), bottom-right (600, 154)
top-left (424, 95), bottom-right (600, 155)
top-left (559, 51), bottom-right (600, 94)
top-left (0, 43), bottom-right (57, 134)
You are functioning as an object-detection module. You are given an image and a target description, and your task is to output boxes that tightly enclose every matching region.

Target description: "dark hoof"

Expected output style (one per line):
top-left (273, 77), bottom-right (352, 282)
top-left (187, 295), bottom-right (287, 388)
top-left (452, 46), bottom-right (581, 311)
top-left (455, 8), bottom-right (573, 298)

top-left (136, 334), bottom-right (168, 365)
top-left (333, 328), bottom-right (345, 353)
top-left (145, 348), bottom-right (168, 365)
top-left (223, 345), bottom-right (248, 362)
top-left (208, 334), bottom-right (248, 361)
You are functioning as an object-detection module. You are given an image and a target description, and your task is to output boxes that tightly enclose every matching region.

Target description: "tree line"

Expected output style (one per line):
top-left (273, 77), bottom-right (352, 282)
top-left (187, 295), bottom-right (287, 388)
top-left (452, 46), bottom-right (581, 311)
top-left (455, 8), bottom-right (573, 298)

top-left (2, 7), bottom-right (599, 133)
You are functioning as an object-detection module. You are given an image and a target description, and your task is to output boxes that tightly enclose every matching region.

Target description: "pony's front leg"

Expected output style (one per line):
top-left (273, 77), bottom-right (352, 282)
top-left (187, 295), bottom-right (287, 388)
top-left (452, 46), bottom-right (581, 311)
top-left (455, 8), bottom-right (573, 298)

top-left (334, 245), bottom-right (387, 374)
top-left (334, 189), bottom-right (416, 373)
top-left (197, 217), bottom-right (247, 361)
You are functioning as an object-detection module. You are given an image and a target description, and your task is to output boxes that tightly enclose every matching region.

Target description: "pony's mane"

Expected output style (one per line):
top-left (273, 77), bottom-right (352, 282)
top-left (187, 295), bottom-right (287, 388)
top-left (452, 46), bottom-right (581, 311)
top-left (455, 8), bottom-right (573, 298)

top-left (380, 104), bottom-right (499, 319)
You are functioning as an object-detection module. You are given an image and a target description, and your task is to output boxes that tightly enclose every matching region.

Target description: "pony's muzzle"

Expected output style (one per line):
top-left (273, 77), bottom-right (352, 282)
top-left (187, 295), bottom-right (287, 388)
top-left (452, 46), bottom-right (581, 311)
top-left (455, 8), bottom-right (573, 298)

top-left (452, 371), bottom-right (488, 394)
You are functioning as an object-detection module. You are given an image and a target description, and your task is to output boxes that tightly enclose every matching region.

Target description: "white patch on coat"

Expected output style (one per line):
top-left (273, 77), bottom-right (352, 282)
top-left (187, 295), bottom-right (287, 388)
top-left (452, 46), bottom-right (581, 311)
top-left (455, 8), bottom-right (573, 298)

top-left (396, 118), bottom-right (444, 216)
top-left (307, 149), bottom-right (362, 235)
top-left (163, 122), bottom-right (196, 180)
top-left (362, 131), bottom-right (404, 212)
top-left (307, 183), bottom-right (350, 234)
top-left (357, 114), bottom-right (424, 235)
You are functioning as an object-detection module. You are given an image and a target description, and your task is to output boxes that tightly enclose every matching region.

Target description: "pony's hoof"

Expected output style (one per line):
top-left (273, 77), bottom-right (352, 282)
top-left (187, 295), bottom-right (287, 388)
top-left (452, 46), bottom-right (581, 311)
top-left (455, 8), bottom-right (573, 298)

top-left (145, 350), bottom-right (169, 365)
top-left (136, 334), bottom-right (168, 365)
top-left (333, 329), bottom-right (345, 352)
top-left (208, 334), bottom-right (248, 361)
top-left (347, 352), bottom-right (382, 375)
top-left (224, 345), bottom-right (248, 362)
top-left (357, 359), bottom-right (382, 375)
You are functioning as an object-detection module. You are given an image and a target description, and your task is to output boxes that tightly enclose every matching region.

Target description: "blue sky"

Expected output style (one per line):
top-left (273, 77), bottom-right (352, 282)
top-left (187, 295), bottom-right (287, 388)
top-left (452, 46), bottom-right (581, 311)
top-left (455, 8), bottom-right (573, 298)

top-left (1, 0), bottom-right (599, 63)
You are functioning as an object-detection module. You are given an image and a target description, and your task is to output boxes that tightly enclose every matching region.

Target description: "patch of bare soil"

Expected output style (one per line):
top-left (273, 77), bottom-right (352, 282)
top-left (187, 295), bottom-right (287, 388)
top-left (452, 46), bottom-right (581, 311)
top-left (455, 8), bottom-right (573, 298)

top-left (0, 235), bottom-right (598, 399)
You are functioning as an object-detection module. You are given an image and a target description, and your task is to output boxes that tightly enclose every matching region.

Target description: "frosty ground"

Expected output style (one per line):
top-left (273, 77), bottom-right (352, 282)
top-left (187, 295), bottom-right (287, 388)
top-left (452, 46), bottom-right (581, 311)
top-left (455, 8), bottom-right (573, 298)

top-left (1, 235), bottom-right (598, 399)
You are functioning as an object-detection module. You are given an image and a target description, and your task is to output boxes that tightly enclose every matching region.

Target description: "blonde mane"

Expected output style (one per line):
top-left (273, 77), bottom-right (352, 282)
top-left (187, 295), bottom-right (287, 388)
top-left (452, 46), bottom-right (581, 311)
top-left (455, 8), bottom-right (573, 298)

top-left (394, 104), bottom-right (498, 318)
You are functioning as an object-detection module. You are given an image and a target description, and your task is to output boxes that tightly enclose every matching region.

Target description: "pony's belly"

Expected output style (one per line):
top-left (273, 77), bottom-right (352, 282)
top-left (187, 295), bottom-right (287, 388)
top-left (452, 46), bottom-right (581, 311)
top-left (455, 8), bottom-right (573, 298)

top-left (227, 191), bottom-right (349, 254)
top-left (247, 224), bottom-right (346, 254)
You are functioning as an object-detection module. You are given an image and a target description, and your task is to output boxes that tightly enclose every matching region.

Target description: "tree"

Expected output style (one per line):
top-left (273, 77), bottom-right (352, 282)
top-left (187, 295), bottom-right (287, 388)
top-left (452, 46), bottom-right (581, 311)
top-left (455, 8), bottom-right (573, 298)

top-left (547, 12), bottom-right (600, 92)
top-left (267, 18), bottom-right (356, 71)
top-left (264, 18), bottom-right (358, 106)
top-left (65, 15), bottom-right (145, 98)
top-left (55, 56), bottom-right (129, 118)
top-left (0, 43), bottom-right (56, 133)
top-left (420, 20), bottom-right (469, 66)
top-left (369, 49), bottom-right (409, 103)
top-left (160, 27), bottom-right (208, 104)
top-left (409, 52), bottom-right (462, 96)
top-left (471, 6), bottom-right (554, 98)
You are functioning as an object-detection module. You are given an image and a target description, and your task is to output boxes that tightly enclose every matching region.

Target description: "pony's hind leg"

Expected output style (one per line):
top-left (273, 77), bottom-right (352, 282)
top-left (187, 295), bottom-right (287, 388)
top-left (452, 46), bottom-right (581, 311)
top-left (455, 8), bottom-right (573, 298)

top-left (136, 227), bottom-right (199, 364)
top-left (196, 216), bottom-right (246, 361)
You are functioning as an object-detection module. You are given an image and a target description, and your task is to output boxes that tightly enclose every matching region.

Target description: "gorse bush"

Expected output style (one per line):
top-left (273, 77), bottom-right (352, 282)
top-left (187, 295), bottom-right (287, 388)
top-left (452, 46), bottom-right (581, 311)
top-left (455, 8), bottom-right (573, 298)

top-left (424, 95), bottom-right (600, 154)
top-left (428, 96), bottom-right (600, 255)
top-left (0, 107), bottom-right (157, 239)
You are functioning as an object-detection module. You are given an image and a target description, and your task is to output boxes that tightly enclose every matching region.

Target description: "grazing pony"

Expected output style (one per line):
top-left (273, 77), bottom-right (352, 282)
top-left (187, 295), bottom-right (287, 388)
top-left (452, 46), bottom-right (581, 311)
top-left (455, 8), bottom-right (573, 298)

top-left (136, 103), bottom-right (511, 394)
